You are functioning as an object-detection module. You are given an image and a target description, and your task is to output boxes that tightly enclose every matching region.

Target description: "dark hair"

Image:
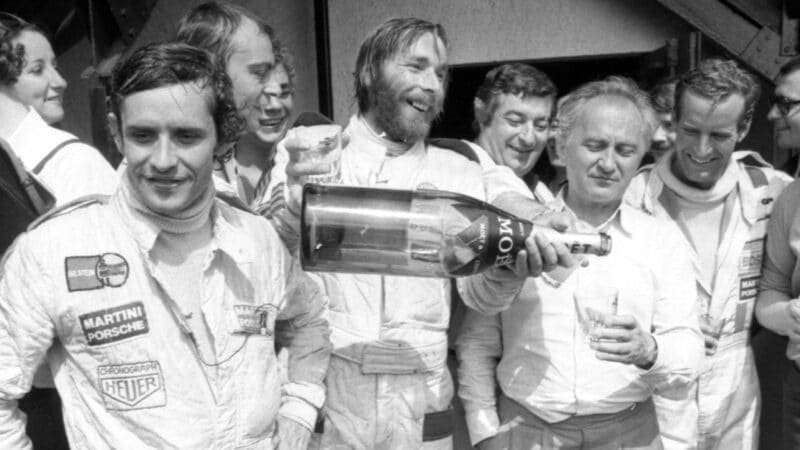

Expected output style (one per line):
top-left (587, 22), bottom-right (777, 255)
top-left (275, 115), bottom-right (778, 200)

top-left (354, 17), bottom-right (447, 112)
top-left (649, 75), bottom-right (679, 115)
top-left (0, 12), bottom-right (46, 85)
top-left (473, 63), bottom-right (557, 128)
top-left (674, 59), bottom-right (760, 131)
top-left (778, 56), bottom-right (800, 79)
top-left (276, 45), bottom-right (296, 89)
top-left (176, 1), bottom-right (279, 66)
top-left (110, 41), bottom-right (243, 144)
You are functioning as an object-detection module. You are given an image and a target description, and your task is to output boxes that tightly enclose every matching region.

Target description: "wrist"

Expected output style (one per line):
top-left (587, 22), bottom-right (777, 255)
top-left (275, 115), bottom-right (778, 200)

top-left (637, 335), bottom-right (658, 370)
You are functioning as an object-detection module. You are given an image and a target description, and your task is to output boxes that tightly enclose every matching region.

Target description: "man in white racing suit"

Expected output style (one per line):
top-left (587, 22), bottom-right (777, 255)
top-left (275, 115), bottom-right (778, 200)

top-left (282, 18), bottom-right (571, 450)
top-left (0, 42), bottom-right (331, 450)
top-left (624, 59), bottom-right (792, 449)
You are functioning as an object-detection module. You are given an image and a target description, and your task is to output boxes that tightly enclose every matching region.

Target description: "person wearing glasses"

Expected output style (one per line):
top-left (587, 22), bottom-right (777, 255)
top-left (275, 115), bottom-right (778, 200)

top-left (755, 56), bottom-right (800, 450)
top-left (0, 12), bottom-right (117, 205)
top-left (625, 59), bottom-right (792, 449)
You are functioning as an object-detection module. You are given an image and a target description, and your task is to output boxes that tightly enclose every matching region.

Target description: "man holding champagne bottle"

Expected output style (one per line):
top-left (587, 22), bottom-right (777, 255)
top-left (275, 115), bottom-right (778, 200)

top-left (282, 17), bottom-right (575, 449)
top-left (457, 77), bottom-right (703, 449)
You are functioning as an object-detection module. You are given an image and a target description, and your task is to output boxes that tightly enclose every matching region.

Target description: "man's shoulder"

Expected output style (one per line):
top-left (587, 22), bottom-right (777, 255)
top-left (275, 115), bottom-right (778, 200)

top-left (734, 150), bottom-right (793, 188)
top-left (426, 138), bottom-right (482, 167)
top-left (28, 195), bottom-right (110, 233)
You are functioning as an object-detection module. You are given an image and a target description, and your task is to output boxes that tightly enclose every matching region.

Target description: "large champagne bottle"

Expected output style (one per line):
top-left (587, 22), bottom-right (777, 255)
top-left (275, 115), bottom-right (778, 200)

top-left (301, 184), bottom-right (611, 278)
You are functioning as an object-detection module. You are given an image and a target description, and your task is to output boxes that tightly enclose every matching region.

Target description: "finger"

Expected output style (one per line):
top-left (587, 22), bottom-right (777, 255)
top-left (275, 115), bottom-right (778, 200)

top-left (524, 235), bottom-right (543, 277)
top-left (533, 232), bottom-right (558, 268)
top-left (602, 315), bottom-right (637, 329)
top-left (286, 160), bottom-right (332, 178)
top-left (593, 351), bottom-right (631, 363)
top-left (341, 130), bottom-right (351, 148)
top-left (514, 249), bottom-right (530, 278)
top-left (590, 340), bottom-right (631, 355)
top-left (591, 327), bottom-right (631, 342)
top-left (545, 213), bottom-right (571, 232)
top-left (553, 242), bottom-right (576, 268)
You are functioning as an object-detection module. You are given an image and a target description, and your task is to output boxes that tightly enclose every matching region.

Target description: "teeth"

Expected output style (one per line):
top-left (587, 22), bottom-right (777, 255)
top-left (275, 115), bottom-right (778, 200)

top-left (410, 101), bottom-right (429, 112)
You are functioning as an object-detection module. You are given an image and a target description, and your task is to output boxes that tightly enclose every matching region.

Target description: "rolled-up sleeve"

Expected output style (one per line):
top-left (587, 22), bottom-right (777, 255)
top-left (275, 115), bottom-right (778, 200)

top-left (641, 225), bottom-right (703, 391)
top-left (0, 236), bottom-right (56, 449)
top-left (275, 248), bottom-right (331, 430)
top-left (455, 308), bottom-right (503, 445)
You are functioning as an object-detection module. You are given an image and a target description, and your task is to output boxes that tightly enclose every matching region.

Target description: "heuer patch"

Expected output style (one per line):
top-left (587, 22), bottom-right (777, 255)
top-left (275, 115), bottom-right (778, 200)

top-left (98, 361), bottom-right (166, 410)
top-left (65, 253), bottom-right (129, 292)
top-left (79, 301), bottom-right (149, 346)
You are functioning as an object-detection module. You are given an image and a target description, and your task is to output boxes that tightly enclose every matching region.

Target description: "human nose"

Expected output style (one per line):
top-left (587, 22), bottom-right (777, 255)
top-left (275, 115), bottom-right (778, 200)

top-left (150, 138), bottom-right (177, 171)
top-left (517, 123), bottom-right (537, 147)
top-left (419, 68), bottom-right (443, 94)
top-left (652, 125), bottom-right (668, 143)
top-left (596, 149), bottom-right (616, 172)
top-left (767, 103), bottom-right (782, 121)
top-left (261, 92), bottom-right (281, 111)
top-left (694, 135), bottom-right (713, 157)
top-left (49, 66), bottom-right (67, 91)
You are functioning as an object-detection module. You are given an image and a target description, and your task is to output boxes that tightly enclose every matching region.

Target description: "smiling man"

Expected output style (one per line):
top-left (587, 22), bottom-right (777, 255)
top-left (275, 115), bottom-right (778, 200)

top-left (458, 77), bottom-right (701, 450)
top-left (626, 58), bottom-right (792, 449)
top-left (177, 1), bottom-right (293, 216)
top-left (471, 63), bottom-right (557, 202)
top-left (0, 42), bottom-right (330, 449)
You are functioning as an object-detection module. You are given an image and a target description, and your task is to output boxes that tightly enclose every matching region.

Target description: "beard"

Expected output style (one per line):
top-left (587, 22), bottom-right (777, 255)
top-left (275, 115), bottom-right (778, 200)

top-left (370, 75), bottom-right (443, 143)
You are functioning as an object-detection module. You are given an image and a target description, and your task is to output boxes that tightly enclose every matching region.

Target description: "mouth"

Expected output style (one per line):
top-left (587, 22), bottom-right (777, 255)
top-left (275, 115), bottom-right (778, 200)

top-left (407, 99), bottom-right (432, 113)
top-left (46, 96), bottom-right (62, 103)
top-left (508, 145), bottom-right (537, 154)
top-left (258, 117), bottom-right (286, 128)
top-left (686, 153), bottom-right (717, 166)
top-left (144, 176), bottom-right (185, 189)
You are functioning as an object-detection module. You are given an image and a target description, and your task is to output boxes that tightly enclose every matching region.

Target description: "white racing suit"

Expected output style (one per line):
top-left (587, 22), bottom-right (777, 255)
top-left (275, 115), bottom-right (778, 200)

top-left (0, 192), bottom-right (331, 449)
top-left (310, 115), bottom-right (522, 449)
top-left (624, 151), bottom-right (791, 449)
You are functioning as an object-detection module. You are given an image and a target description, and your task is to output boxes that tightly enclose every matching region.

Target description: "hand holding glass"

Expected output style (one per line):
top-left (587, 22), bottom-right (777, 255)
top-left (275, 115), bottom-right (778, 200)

top-left (291, 124), bottom-right (342, 184)
top-left (574, 284), bottom-right (618, 342)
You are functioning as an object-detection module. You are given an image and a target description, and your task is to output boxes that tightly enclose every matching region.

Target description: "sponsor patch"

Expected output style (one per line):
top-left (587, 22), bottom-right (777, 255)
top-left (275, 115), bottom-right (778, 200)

top-left (233, 304), bottom-right (277, 336)
top-left (739, 275), bottom-right (760, 302)
top-left (98, 361), bottom-right (166, 410)
top-left (739, 240), bottom-right (764, 277)
top-left (65, 253), bottom-right (129, 292)
top-left (79, 301), bottom-right (149, 346)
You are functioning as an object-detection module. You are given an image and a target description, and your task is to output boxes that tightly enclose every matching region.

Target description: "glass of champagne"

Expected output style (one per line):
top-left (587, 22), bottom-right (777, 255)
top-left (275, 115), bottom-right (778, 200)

top-left (573, 281), bottom-right (618, 342)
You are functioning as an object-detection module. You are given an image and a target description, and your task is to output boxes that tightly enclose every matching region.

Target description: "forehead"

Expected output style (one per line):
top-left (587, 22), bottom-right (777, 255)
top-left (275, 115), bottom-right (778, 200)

top-left (776, 70), bottom-right (800, 96)
top-left (264, 64), bottom-right (290, 87)
top-left (390, 32), bottom-right (447, 65)
top-left (13, 30), bottom-right (53, 60)
top-left (677, 90), bottom-right (744, 128)
top-left (493, 93), bottom-right (553, 117)
top-left (573, 96), bottom-right (644, 142)
top-left (119, 82), bottom-right (214, 126)
top-left (228, 18), bottom-right (274, 63)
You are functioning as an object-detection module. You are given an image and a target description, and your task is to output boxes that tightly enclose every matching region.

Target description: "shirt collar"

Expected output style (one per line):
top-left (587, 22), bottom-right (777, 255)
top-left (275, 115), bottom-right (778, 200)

top-left (554, 186), bottom-right (632, 234)
top-left (112, 189), bottom-right (254, 266)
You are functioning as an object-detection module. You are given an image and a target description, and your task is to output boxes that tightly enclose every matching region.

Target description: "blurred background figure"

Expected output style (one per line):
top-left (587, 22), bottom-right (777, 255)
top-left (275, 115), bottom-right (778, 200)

top-left (646, 75), bottom-right (679, 164)
top-left (767, 58), bottom-right (800, 177)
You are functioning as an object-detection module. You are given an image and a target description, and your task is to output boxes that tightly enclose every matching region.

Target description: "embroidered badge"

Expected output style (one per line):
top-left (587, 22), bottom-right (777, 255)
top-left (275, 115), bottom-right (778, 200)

top-left (65, 253), bottom-right (129, 292)
top-left (79, 301), bottom-right (149, 346)
top-left (98, 361), bottom-right (166, 410)
top-left (233, 304), bottom-right (277, 336)
top-left (739, 239), bottom-right (764, 278)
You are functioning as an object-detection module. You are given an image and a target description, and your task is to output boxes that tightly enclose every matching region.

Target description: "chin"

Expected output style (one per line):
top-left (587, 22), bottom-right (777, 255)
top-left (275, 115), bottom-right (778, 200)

top-left (40, 108), bottom-right (65, 125)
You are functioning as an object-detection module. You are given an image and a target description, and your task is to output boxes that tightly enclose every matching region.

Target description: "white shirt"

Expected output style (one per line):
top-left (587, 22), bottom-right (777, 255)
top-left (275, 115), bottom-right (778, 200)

top-left (456, 200), bottom-right (703, 445)
top-left (8, 108), bottom-right (117, 206)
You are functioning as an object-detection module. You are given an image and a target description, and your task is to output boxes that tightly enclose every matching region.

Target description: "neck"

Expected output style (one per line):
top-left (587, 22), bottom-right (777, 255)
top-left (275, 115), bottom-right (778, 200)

top-left (121, 172), bottom-right (214, 234)
top-left (0, 96), bottom-right (30, 139)
top-left (235, 132), bottom-right (275, 169)
top-left (361, 111), bottom-right (413, 147)
top-left (564, 188), bottom-right (619, 227)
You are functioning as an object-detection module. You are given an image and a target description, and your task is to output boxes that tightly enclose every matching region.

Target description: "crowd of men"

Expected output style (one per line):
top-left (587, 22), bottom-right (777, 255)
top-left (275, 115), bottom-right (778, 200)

top-left (2, 1), bottom-right (800, 449)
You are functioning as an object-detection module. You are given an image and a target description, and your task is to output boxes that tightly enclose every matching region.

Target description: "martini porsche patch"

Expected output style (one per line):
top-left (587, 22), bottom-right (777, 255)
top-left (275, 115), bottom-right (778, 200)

top-left (79, 301), bottom-right (149, 346)
top-left (98, 361), bottom-right (166, 410)
top-left (65, 253), bottom-right (129, 292)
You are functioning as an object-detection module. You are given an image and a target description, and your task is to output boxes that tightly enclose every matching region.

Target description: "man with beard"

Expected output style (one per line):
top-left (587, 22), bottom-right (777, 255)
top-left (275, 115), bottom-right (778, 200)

top-left (0, 42), bottom-right (331, 449)
top-left (625, 59), bottom-right (792, 449)
top-left (283, 18), bottom-right (570, 449)
top-left (755, 56), bottom-right (800, 450)
top-left (177, 1), bottom-right (292, 216)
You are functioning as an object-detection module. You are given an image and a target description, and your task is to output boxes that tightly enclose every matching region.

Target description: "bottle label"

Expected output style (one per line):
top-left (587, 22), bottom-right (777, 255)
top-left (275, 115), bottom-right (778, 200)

top-left (448, 203), bottom-right (528, 276)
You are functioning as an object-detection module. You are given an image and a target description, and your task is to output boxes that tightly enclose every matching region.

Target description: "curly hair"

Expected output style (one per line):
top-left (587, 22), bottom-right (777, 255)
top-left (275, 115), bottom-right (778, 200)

top-left (0, 12), bottom-right (45, 85)
top-left (354, 17), bottom-right (448, 113)
top-left (674, 59), bottom-right (760, 131)
top-left (555, 76), bottom-right (657, 152)
top-left (649, 75), bottom-right (679, 115)
top-left (109, 41), bottom-right (244, 145)
top-left (473, 63), bottom-right (557, 129)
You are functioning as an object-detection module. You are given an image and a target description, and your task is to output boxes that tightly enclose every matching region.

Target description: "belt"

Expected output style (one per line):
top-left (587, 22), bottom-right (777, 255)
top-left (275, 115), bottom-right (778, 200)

top-left (314, 408), bottom-right (454, 441)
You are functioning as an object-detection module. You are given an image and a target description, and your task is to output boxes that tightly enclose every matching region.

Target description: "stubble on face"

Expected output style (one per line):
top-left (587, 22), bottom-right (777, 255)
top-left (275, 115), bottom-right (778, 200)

top-left (370, 71), bottom-right (442, 142)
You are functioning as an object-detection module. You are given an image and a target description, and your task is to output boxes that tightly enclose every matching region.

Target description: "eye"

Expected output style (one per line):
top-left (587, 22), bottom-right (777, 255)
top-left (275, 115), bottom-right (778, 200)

top-left (616, 145), bottom-right (637, 157)
top-left (533, 118), bottom-right (550, 132)
top-left (28, 64), bottom-right (44, 75)
top-left (711, 132), bottom-right (732, 142)
top-left (584, 140), bottom-right (605, 151)
top-left (175, 131), bottom-right (204, 145)
top-left (505, 116), bottom-right (524, 127)
top-left (681, 127), bottom-right (700, 136)
top-left (127, 130), bottom-right (156, 144)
